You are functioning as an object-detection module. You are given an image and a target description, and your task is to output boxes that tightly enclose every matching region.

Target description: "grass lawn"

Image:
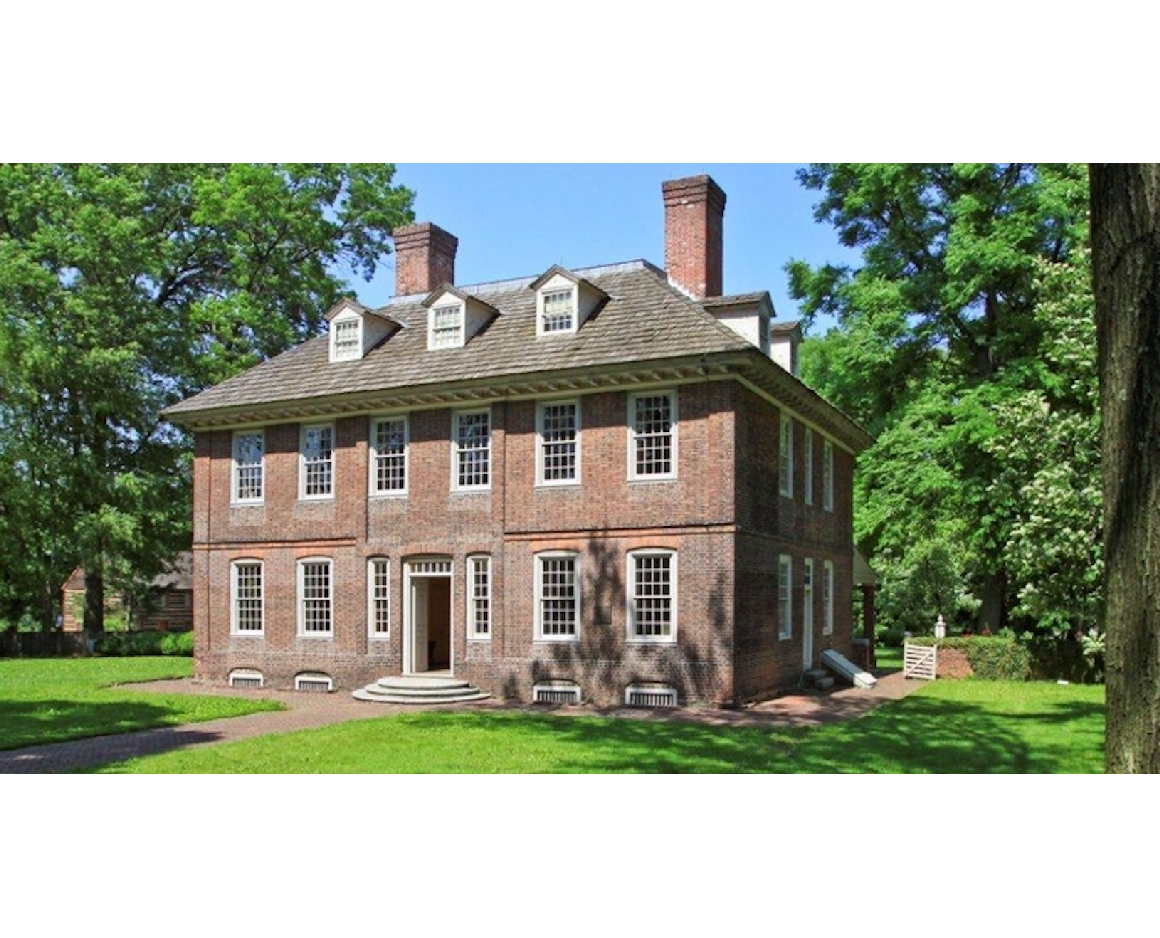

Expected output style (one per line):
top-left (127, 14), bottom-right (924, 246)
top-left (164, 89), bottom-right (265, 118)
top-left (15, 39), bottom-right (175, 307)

top-left (875, 645), bottom-right (904, 670)
top-left (99, 678), bottom-right (1105, 774)
top-left (0, 657), bottom-right (282, 751)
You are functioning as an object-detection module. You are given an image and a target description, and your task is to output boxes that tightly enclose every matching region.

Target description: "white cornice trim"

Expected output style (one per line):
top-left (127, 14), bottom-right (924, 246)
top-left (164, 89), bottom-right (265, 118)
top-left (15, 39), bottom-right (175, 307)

top-left (168, 349), bottom-right (874, 454)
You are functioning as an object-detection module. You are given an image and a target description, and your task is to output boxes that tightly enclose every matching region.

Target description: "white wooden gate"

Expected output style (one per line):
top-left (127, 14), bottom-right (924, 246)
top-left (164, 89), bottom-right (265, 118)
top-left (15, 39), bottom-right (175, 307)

top-left (903, 643), bottom-right (937, 680)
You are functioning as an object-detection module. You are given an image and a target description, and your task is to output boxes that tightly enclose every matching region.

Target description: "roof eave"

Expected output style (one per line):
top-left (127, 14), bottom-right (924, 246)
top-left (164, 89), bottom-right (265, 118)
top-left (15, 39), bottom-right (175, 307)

top-left (163, 351), bottom-right (754, 431)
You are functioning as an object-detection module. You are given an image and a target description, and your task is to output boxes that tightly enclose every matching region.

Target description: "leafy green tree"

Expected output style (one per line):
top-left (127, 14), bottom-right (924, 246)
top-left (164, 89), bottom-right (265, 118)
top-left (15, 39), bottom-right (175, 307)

top-left (794, 164), bottom-right (1092, 632)
top-left (979, 250), bottom-right (1101, 634)
top-left (0, 164), bottom-right (414, 633)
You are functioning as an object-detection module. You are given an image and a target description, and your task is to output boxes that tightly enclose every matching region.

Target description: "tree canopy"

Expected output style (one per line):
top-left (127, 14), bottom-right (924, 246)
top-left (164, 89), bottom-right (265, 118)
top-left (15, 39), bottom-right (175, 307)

top-left (0, 163), bottom-right (414, 630)
top-left (791, 164), bottom-right (1097, 640)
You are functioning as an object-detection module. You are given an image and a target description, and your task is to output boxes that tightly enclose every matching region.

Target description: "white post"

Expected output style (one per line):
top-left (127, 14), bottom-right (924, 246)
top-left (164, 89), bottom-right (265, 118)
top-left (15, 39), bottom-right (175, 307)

top-left (934, 614), bottom-right (946, 638)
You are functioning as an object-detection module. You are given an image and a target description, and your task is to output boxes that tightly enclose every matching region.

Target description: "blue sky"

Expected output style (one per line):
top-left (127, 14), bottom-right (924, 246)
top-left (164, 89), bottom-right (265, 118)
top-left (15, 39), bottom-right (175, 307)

top-left (346, 164), bottom-right (857, 333)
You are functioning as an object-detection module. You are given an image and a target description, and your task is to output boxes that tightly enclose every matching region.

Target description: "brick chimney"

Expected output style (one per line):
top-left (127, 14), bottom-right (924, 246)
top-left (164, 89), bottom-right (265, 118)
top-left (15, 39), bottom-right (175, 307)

top-left (662, 175), bottom-right (726, 299)
top-left (392, 222), bottom-right (459, 296)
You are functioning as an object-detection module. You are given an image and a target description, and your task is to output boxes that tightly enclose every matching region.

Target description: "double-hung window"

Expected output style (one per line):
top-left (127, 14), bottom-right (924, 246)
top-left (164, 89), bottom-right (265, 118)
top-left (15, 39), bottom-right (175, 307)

top-left (539, 288), bottom-right (576, 334)
top-left (331, 317), bottom-right (361, 361)
top-left (823, 560), bottom-right (834, 635)
top-left (803, 558), bottom-right (814, 638)
top-left (628, 549), bottom-right (677, 643)
top-left (468, 555), bottom-right (491, 640)
top-left (368, 558), bottom-right (390, 638)
top-left (537, 400), bottom-right (580, 485)
top-left (453, 410), bottom-right (491, 491)
top-left (301, 424), bottom-right (334, 499)
top-left (779, 412), bottom-right (794, 498)
top-left (370, 416), bottom-right (408, 495)
top-left (804, 428), bottom-right (814, 506)
top-left (231, 561), bottom-right (263, 634)
top-left (535, 552), bottom-right (579, 641)
top-left (629, 391), bottom-right (677, 480)
top-left (823, 440), bottom-right (835, 512)
top-left (430, 303), bottom-right (464, 349)
top-left (298, 559), bottom-right (333, 636)
top-left (778, 555), bottom-right (793, 640)
top-left (232, 431), bottom-right (264, 504)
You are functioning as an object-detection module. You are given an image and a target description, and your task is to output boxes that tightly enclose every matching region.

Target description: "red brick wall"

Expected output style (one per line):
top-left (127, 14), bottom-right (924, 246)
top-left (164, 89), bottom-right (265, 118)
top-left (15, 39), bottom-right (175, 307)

top-left (503, 384), bottom-right (736, 534)
top-left (471, 530), bottom-right (735, 707)
top-left (732, 387), bottom-right (856, 702)
top-left (191, 379), bottom-right (856, 706)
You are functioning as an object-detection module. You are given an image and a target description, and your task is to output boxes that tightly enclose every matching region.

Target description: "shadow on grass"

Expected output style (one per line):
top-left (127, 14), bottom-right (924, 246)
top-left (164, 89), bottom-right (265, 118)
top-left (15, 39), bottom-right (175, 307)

top-left (0, 698), bottom-right (189, 753)
top-left (1, 723), bottom-right (227, 773)
top-left (394, 692), bottom-right (1104, 774)
top-left (785, 696), bottom-right (1104, 773)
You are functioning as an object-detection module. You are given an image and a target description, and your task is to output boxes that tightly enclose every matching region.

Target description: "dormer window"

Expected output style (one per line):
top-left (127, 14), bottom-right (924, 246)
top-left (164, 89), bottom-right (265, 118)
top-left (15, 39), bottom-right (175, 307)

top-left (429, 303), bottom-right (465, 349)
top-left (539, 288), bottom-right (576, 334)
top-left (531, 266), bottom-right (607, 338)
top-left (324, 299), bottom-right (400, 363)
top-left (423, 286), bottom-right (498, 351)
top-left (330, 317), bottom-right (361, 362)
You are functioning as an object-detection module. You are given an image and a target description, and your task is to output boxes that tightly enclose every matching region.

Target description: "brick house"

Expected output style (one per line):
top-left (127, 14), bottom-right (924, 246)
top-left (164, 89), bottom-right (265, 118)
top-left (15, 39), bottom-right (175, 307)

top-left (163, 174), bottom-right (872, 707)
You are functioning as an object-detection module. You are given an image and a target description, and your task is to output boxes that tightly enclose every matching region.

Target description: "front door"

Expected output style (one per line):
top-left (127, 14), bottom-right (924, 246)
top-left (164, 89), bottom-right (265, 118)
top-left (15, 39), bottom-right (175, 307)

top-left (404, 558), bottom-right (453, 675)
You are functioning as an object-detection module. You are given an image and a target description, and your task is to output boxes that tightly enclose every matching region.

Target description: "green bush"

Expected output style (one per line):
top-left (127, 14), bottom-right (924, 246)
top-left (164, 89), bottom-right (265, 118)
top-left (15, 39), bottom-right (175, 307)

top-left (1026, 631), bottom-right (1103, 683)
top-left (879, 627), bottom-right (905, 648)
top-left (96, 631), bottom-right (168, 656)
top-left (906, 635), bottom-right (1031, 681)
top-left (160, 631), bottom-right (194, 656)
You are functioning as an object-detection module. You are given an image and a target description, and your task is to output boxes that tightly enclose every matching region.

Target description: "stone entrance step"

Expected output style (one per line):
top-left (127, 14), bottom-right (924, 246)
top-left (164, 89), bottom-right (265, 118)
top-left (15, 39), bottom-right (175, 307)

top-left (352, 674), bottom-right (490, 705)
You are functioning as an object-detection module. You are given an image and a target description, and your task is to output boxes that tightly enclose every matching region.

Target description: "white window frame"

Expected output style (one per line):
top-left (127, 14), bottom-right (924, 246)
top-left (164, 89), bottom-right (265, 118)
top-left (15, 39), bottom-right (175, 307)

top-left (297, 557), bottom-right (333, 638)
top-left (628, 390), bottom-right (678, 482)
top-left (536, 399), bottom-right (581, 486)
top-left (779, 412), bottom-right (794, 498)
top-left (369, 415), bottom-right (409, 496)
top-left (299, 423), bottom-right (335, 500)
top-left (537, 286), bottom-right (578, 336)
top-left (230, 559), bottom-right (264, 635)
top-left (368, 557), bottom-right (390, 639)
top-left (452, 408), bottom-right (492, 492)
top-left (778, 554), bottom-right (793, 640)
top-left (823, 439), bottom-right (835, 512)
top-left (803, 558), bottom-right (814, 640)
top-left (329, 314), bottom-right (362, 362)
top-left (627, 548), bottom-right (678, 645)
top-left (824, 560), bottom-right (835, 635)
top-left (534, 551), bottom-right (581, 643)
top-left (803, 428), bottom-right (814, 506)
top-left (428, 302), bottom-right (465, 350)
top-left (467, 554), bottom-right (492, 641)
top-left (231, 430), bottom-right (265, 505)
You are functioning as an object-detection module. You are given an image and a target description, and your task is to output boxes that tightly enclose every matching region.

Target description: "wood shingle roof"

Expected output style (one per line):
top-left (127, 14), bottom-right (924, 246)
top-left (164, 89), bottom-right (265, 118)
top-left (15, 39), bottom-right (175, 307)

top-left (164, 260), bottom-right (872, 452)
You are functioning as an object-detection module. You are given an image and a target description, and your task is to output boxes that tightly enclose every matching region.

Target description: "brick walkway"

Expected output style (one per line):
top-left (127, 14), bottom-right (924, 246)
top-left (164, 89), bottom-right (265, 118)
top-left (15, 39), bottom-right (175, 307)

top-left (0, 669), bottom-right (920, 774)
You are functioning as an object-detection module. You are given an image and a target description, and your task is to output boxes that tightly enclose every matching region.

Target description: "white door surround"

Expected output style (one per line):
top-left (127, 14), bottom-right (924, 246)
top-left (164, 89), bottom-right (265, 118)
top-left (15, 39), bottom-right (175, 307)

top-left (403, 557), bottom-right (454, 676)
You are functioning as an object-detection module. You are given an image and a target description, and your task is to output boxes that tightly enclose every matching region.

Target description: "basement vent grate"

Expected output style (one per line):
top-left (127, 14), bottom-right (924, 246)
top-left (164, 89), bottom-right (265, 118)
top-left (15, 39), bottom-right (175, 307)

top-left (228, 668), bottom-right (264, 689)
top-left (294, 673), bottom-right (334, 693)
top-left (625, 684), bottom-right (678, 708)
top-left (533, 681), bottom-right (582, 705)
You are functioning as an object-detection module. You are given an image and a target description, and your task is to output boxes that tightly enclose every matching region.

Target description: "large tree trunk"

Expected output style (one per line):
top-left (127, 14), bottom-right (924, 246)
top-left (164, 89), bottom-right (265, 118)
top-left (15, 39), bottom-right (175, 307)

top-left (1091, 163), bottom-right (1160, 773)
